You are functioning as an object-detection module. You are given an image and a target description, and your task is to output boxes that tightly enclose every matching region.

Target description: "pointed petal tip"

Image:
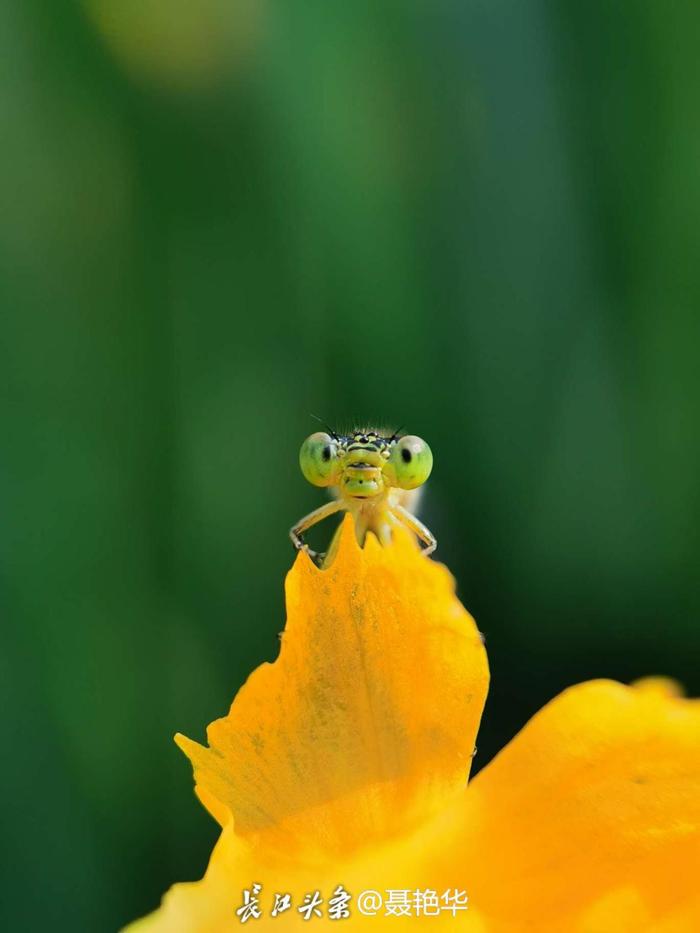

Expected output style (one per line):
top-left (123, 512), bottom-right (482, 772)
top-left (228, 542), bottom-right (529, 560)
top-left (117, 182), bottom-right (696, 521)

top-left (174, 732), bottom-right (202, 760)
top-left (335, 510), bottom-right (361, 555)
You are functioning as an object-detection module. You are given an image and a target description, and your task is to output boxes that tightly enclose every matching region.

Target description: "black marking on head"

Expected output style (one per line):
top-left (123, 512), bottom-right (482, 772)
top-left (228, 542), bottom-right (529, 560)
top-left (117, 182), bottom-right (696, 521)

top-left (401, 447), bottom-right (412, 464)
top-left (322, 445), bottom-right (332, 462)
top-left (337, 427), bottom-right (405, 450)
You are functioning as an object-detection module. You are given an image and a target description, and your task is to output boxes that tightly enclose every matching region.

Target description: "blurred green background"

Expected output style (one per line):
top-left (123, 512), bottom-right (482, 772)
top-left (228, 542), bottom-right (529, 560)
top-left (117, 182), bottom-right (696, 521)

top-left (2, 1), bottom-right (699, 929)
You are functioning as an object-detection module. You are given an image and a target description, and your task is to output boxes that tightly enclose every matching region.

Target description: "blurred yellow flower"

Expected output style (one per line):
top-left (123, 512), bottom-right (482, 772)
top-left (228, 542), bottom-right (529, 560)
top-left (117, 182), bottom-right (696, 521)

top-left (128, 517), bottom-right (700, 931)
top-left (83, 0), bottom-right (265, 90)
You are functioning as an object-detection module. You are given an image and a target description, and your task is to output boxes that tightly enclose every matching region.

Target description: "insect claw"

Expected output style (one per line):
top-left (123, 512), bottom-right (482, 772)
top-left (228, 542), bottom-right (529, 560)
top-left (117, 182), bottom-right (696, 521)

top-left (297, 541), bottom-right (324, 564)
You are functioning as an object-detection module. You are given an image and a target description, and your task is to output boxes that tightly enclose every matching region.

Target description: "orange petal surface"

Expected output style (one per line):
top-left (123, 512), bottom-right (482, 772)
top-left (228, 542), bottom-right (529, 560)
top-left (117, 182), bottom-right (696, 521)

top-left (437, 679), bottom-right (700, 931)
top-left (176, 515), bottom-right (488, 862)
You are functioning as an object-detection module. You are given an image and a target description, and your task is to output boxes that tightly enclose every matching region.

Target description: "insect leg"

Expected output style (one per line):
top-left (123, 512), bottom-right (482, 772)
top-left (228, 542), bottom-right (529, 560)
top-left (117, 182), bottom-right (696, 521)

top-left (389, 503), bottom-right (437, 555)
top-left (289, 500), bottom-right (344, 563)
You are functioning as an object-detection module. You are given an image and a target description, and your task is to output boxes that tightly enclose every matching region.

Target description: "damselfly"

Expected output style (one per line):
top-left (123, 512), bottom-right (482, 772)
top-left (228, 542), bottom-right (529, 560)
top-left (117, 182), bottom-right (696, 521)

top-left (291, 427), bottom-right (435, 565)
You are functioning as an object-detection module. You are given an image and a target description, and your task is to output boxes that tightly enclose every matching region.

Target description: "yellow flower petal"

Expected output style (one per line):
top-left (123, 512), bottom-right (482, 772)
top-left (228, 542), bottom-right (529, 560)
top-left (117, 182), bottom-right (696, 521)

top-left (436, 679), bottom-right (700, 931)
top-left (177, 515), bottom-right (488, 861)
top-left (127, 522), bottom-right (699, 932)
top-left (129, 519), bottom-right (488, 929)
top-left (633, 675), bottom-right (685, 699)
top-left (129, 820), bottom-right (490, 930)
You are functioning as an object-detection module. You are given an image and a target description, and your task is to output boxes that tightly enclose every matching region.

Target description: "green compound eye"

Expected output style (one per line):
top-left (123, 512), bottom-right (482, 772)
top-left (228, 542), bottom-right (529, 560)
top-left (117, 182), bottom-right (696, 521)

top-left (385, 435), bottom-right (433, 490)
top-left (299, 432), bottom-right (341, 487)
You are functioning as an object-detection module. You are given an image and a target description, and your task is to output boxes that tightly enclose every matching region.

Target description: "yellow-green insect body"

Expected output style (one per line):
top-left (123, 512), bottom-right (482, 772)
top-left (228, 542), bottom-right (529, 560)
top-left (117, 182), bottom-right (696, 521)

top-left (292, 428), bottom-right (435, 564)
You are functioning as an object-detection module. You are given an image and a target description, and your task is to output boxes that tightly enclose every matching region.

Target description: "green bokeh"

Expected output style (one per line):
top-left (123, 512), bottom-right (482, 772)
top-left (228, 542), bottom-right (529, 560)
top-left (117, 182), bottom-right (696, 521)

top-left (2, 2), bottom-right (699, 929)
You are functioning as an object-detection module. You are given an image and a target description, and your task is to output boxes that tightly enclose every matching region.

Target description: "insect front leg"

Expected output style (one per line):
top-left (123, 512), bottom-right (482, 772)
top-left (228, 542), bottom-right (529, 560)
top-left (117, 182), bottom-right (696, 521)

top-left (389, 502), bottom-right (437, 556)
top-left (289, 500), bottom-right (344, 564)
